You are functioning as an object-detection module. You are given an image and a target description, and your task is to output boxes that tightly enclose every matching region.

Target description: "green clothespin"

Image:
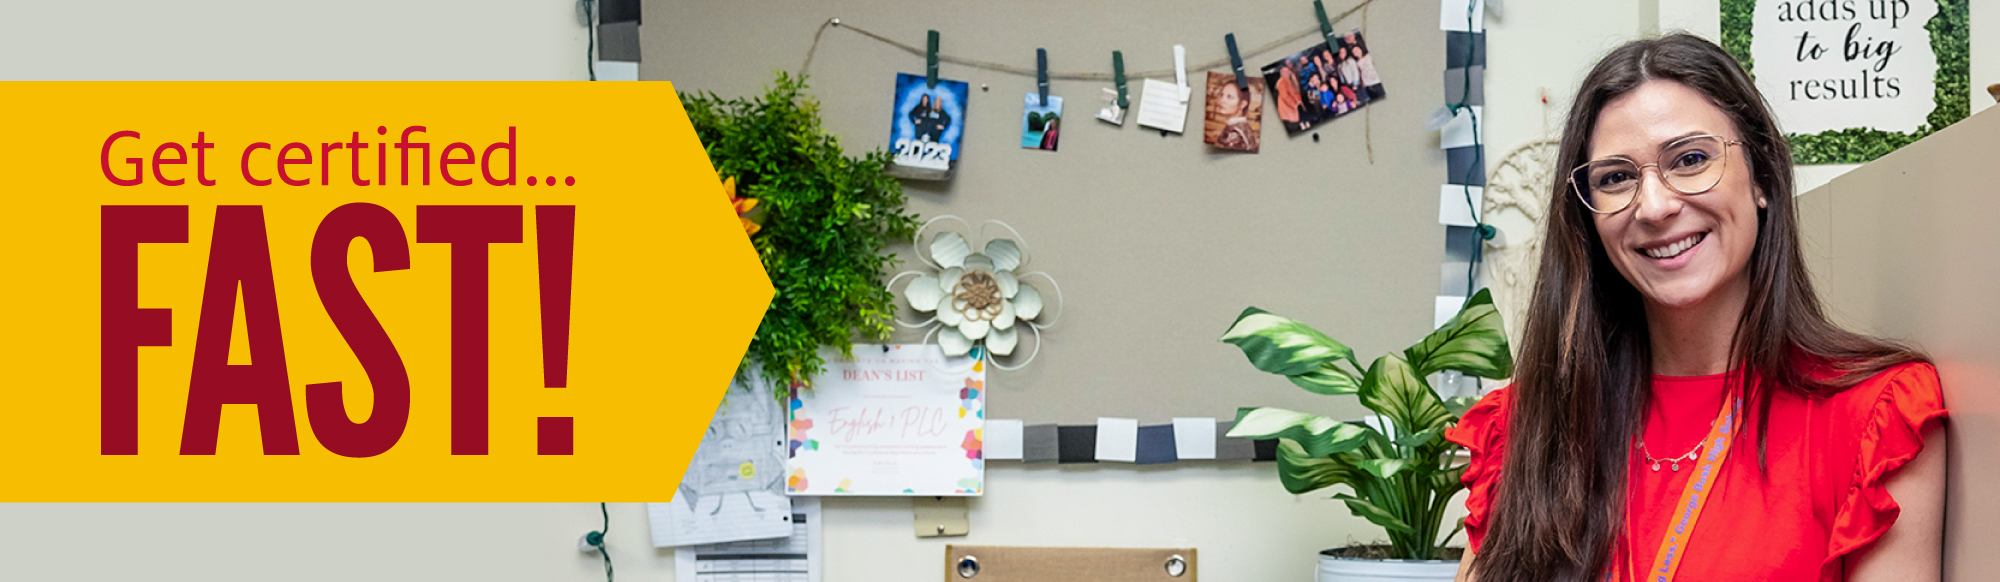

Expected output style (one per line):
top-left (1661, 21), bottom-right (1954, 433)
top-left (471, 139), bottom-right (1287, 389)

top-left (1313, 0), bottom-right (1339, 48)
top-left (1036, 48), bottom-right (1049, 106)
top-left (1113, 50), bottom-right (1128, 109)
top-left (926, 30), bottom-right (940, 88)
top-left (1225, 33), bottom-right (1246, 90)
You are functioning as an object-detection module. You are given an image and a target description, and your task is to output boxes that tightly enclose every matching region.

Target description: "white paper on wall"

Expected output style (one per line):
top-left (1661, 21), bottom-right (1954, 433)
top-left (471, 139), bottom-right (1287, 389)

top-left (785, 344), bottom-right (986, 496)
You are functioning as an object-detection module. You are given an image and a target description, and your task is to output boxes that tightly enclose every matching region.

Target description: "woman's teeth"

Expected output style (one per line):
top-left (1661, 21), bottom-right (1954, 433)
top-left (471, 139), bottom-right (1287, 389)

top-left (1644, 232), bottom-right (1705, 259)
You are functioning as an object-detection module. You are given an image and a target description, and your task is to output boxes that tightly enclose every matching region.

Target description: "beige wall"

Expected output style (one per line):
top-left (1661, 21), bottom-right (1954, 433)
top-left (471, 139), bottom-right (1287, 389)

top-left (1796, 106), bottom-right (2000, 582)
top-left (0, 1), bottom-right (1993, 581)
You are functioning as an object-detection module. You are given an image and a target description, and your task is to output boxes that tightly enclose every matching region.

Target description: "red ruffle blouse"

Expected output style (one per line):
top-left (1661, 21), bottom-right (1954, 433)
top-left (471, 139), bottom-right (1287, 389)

top-left (1444, 362), bottom-right (1946, 581)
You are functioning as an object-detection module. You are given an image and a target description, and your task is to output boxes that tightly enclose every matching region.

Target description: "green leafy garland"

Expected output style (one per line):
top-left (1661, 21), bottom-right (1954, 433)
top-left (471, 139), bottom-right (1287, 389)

top-left (682, 73), bottom-right (920, 399)
top-left (1721, 0), bottom-right (1970, 165)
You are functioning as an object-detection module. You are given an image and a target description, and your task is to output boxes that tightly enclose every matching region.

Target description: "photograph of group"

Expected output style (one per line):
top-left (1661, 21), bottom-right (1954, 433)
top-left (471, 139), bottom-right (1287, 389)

top-left (1262, 30), bottom-right (1386, 135)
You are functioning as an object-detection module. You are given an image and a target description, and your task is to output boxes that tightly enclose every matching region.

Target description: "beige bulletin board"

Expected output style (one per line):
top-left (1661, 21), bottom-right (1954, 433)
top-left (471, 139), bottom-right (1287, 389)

top-left (644, 0), bottom-right (1455, 423)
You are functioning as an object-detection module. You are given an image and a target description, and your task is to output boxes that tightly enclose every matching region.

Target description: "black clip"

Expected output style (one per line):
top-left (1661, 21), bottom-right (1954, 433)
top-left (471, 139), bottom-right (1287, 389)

top-left (1036, 48), bottom-right (1050, 106)
top-left (1225, 34), bottom-right (1246, 90)
top-left (926, 30), bottom-right (940, 88)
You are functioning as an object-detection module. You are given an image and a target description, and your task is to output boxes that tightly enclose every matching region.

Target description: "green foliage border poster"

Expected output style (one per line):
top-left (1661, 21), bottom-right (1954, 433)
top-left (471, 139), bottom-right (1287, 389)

top-left (1721, 0), bottom-right (1970, 164)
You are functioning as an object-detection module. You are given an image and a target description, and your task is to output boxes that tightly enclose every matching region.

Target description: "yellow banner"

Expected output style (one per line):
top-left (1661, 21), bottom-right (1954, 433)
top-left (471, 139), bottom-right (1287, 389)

top-left (0, 82), bottom-right (772, 501)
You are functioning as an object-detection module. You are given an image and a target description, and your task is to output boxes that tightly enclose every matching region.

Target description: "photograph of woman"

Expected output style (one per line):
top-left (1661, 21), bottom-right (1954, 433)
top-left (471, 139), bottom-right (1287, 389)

top-left (908, 94), bottom-right (933, 139)
top-left (1202, 71), bottom-right (1262, 153)
top-left (1448, 34), bottom-right (1947, 582)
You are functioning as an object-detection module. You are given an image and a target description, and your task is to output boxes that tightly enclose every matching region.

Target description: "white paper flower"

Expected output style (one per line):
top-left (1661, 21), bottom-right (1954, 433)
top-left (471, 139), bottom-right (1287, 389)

top-left (894, 218), bottom-right (1060, 368)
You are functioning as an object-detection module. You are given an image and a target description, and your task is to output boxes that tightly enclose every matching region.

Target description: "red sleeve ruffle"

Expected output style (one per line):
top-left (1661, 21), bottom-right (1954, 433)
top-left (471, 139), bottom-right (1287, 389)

top-left (1445, 387), bottom-right (1513, 554)
top-left (1823, 362), bottom-right (1948, 569)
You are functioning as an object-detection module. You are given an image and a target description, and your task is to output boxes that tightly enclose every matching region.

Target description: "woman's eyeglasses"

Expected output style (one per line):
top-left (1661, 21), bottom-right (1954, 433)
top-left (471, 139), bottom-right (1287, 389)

top-left (1569, 134), bottom-right (1742, 214)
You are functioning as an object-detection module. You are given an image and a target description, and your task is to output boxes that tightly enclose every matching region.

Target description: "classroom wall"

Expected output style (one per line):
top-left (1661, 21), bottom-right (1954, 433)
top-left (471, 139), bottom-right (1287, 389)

top-left (0, 1), bottom-right (1994, 581)
top-left (1793, 106), bottom-right (2000, 582)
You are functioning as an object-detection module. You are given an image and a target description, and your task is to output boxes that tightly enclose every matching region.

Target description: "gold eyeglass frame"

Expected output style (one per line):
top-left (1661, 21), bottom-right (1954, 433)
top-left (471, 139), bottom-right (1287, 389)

top-left (1568, 134), bottom-right (1743, 215)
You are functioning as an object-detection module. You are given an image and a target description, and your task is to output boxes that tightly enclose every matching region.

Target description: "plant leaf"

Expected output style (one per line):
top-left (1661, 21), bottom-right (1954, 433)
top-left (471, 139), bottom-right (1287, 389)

top-left (1227, 407), bottom-right (1371, 457)
top-left (1393, 427), bottom-right (1443, 449)
top-left (1404, 289), bottom-right (1514, 379)
top-left (1444, 396), bottom-right (1480, 418)
top-left (1275, 439), bottom-right (1356, 494)
top-left (1287, 363), bottom-right (1362, 395)
top-left (1356, 458), bottom-right (1411, 481)
top-left (1220, 307), bottom-right (1357, 377)
top-left (1333, 493), bottom-right (1414, 534)
top-left (1431, 463), bottom-right (1469, 492)
top-left (1359, 355), bottom-right (1454, 437)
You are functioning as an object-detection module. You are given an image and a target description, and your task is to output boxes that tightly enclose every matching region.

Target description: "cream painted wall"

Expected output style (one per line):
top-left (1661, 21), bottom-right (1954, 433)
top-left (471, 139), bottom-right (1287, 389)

top-left (0, 2), bottom-right (1994, 581)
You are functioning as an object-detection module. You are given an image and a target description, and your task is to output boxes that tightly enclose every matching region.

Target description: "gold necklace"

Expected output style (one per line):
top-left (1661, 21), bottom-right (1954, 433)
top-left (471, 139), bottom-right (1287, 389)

top-left (1637, 438), bottom-right (1702, 472)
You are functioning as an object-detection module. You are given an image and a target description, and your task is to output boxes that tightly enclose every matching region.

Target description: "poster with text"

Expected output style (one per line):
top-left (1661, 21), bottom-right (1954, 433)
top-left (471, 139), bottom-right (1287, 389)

top-left (1727, 0), bottom-right (1969, 163)
top-left (785, 344), bottom-right (985, 496)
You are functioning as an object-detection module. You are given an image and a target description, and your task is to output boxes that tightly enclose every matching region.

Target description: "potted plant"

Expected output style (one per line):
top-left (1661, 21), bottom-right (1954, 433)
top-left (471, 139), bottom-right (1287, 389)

top-left (1219, 289), bottom-right (1512, 581)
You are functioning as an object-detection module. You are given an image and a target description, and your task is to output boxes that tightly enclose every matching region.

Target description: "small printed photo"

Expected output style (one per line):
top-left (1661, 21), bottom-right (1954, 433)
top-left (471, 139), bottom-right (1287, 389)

top-left (1201, 71), bottom-right (1263, 153)
top-left (1260, 30), bottom-right (1386, 136)
top-left (1021, 93), bottom-right (1063, 151)
top-left (1095, 87), bottom-right (1127, 125)
top-left (889, 73), bottom-right (970, 179)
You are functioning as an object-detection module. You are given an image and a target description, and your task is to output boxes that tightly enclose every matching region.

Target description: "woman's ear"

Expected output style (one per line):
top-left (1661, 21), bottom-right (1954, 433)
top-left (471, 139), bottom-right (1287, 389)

top-left (1757, 195), bottom-right (1768, 209)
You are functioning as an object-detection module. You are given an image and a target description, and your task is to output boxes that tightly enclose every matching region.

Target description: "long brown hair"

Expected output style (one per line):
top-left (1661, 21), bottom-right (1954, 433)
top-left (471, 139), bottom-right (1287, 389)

top-left (1470, 33), bottom-right (1926, 581)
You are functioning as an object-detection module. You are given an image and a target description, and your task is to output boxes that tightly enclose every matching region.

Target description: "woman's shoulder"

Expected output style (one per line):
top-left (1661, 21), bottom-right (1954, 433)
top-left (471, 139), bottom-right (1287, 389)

top-left (1778, 361), bottom-right (1946, 450)
top-left (1799, 361), bottom-right (1942, 411)
top-left (1444, 385), bottom-right (1515, 450)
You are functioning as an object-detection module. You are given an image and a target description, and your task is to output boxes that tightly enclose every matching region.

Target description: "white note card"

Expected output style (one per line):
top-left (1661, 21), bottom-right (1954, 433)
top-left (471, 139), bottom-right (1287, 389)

top-left (1137, 78), bottom-right (1189, 134)
top-left (1439, 106), bottom-right (1481, 149)
top-left (986, 419), bottom-right (1024, 461)
top-left (1171, 417), bottom-right (1218, 460)
top-left (1440, 0), bottom-right (1487, 32)
top-left (1095, 417), bottom-right (1139, 462)
top-left (1439, 185), bottom-right (1486, 227)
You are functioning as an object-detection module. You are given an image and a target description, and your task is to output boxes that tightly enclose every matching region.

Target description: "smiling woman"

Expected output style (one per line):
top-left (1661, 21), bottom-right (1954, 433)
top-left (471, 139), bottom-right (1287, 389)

top-left (1448, 34), bottom-right (1948, 582)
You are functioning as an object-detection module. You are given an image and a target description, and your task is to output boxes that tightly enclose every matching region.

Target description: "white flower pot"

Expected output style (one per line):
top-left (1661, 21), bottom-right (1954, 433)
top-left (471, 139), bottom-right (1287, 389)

top-left (1315, 550), bottom-right (1458, 582)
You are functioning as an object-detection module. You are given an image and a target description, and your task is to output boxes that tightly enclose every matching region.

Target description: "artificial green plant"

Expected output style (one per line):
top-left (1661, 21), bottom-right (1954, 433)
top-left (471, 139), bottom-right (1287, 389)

top-left (1221, 289), bottom-right (1512, 560)
top-left (682, 73), bottom-right (920, 399)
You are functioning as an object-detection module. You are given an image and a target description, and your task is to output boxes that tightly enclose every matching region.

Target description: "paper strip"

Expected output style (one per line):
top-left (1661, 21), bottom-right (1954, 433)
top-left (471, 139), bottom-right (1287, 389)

top-left (1094, 417), bottom-right (1139, 463)
top-left (595, 61), bottom-right (638, 81)
top-left (1440, 0), bottom-right (1487, 33)
top-left (1439, 105), bottom-right (1481, 149)
top-left (1447, 32), bottom-right (1487, 68)
top-left (1252, 438), bottom-right (1278, 462)
top-left (1437, 295), bottom-right (1468, 329)
top-left (1171, 417), bottom-right (1218, 460)
top-left (1440, 185), bottom-right (1486, 227)
top-left (1134, 424), bottom-right (1179, 464)
top-left (1446, 146), bottom-right (1485, 187)
top-left (1056, 425), bottom-right (1098, 463)
top-left (1444, 66), bottom-right (1485, 107)
top-left (985, 419), bottom-right (1024, 461)
top-left (1215, 420), bottom-right (1255, 461)
top-left (1023, 423), bottom-right (1060, 463)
